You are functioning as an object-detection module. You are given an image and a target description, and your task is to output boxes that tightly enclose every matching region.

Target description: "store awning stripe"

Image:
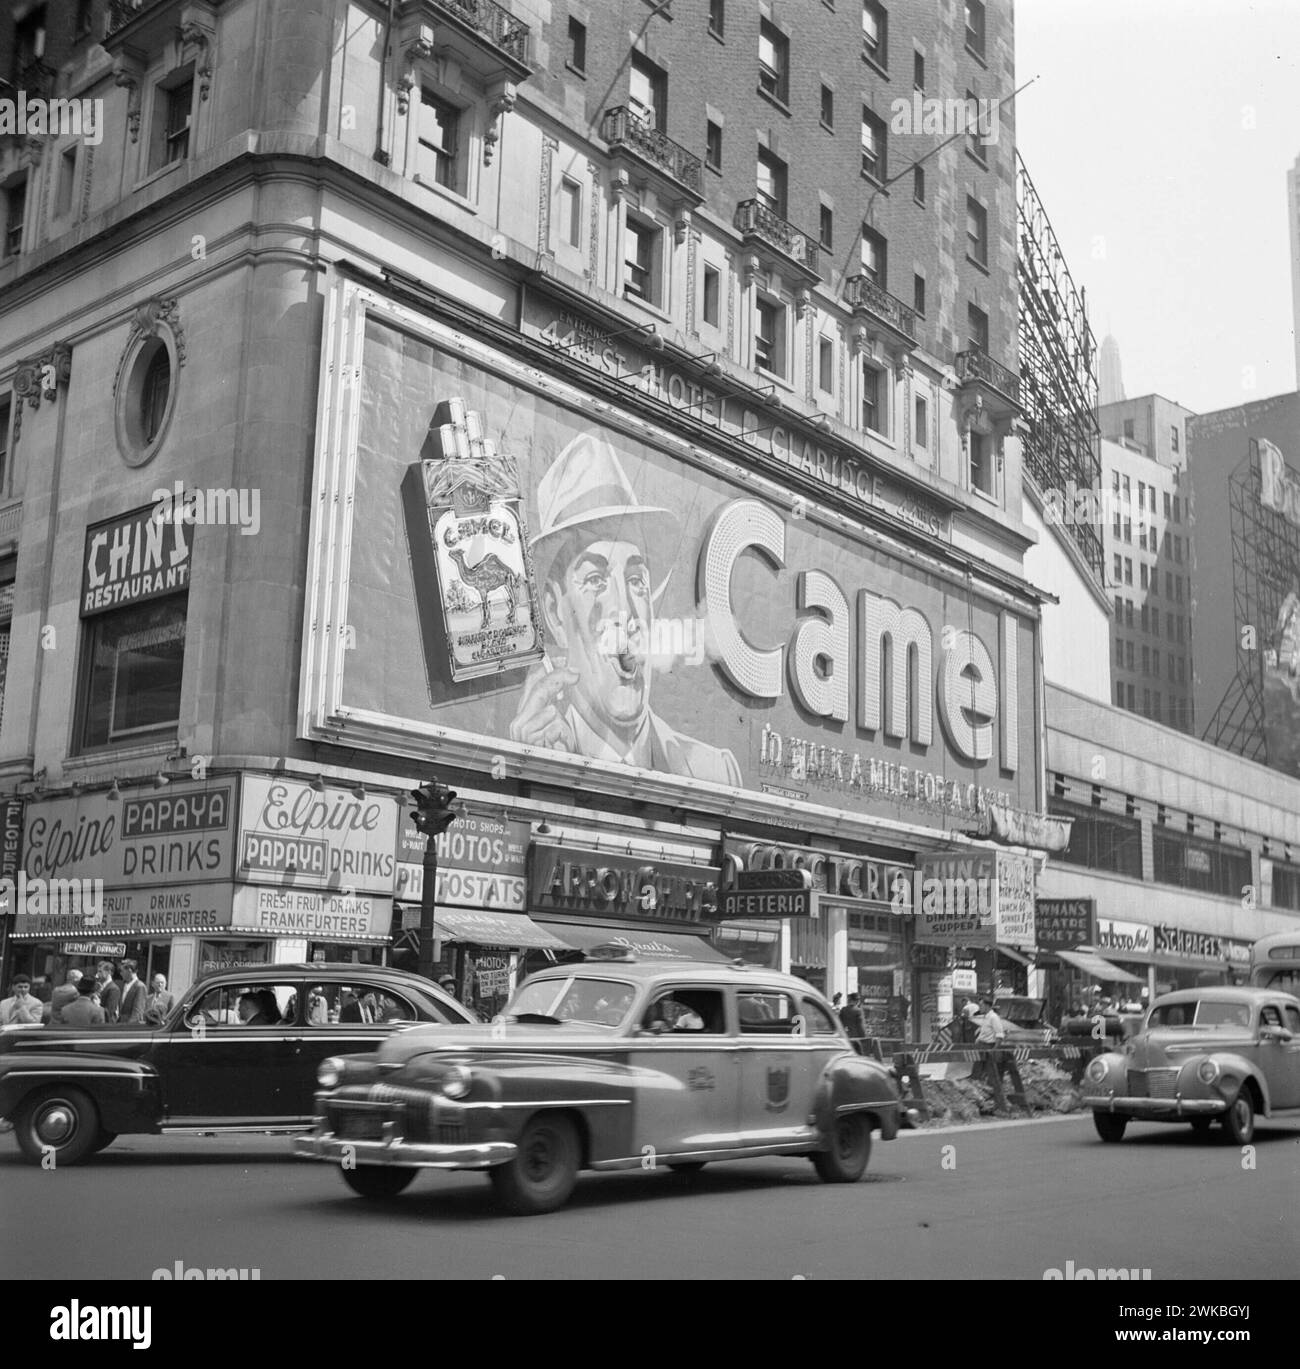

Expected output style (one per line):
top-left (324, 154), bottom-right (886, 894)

top-left (995, 944), bottom-right (1034, 966)
top-left (1053, 948), bottom-right (1144, 984)
top-left (428, 908), bottom-right (568, 950)
top-left (538, 921), bottom-right (729, 963)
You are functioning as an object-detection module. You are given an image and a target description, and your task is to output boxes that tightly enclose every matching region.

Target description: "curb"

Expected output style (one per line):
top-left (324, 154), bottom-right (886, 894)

top-left (899, 1111), bottom-right (1090, 1138)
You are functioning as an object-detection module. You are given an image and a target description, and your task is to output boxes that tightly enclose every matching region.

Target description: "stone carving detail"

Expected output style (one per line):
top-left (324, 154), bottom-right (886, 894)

top-left (176, 22), bottom-right (214, 101)
top-left (14, 343), bottom-right (73, 411)
top-left (586, 160), bottom-right (600, 280)
top-left (114, 64), bottom-right (143, 144)
top-left (111, 298), bottom-right (187, 401)
top-left (537, 135), bottom-right (556, 253)
top-left (484, 82), bottom-right (517, 166)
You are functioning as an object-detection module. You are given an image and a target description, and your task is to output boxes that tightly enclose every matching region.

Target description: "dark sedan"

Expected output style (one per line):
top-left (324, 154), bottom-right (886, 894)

top-left (0, 963), bottom-right (474, 1165)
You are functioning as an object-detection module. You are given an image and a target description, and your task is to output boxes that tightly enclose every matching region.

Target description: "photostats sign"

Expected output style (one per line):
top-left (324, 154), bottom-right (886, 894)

top-left (80, 504), bottom-right (191, 616)
top-left (1035, 898), bottom-right (1096, 952)
top-left (238, 776), bottom-right (398, 896)
top-left (394, 809), bottom-right (528, 911)
top-left (530, 843), bottom-right (719, 926)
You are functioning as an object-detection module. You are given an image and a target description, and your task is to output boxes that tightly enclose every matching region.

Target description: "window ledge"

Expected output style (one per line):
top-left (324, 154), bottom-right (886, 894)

top-left (861, 52), bottom-right (890, 81)
top-left (756, 367), bottom-right (796, 395)
top-left (412, 174), bottom-right (477, 215)
top-left (132, 160), bottom-right (186, 194)
top-left (965, 44), bottom-right (988, 69)
top-left (623, 293), bottom-right (674, 328)
top-left (708, 27), bottom-right (725, 44)
top-left (757, 87), bottom-right (792, 117)
top-left (966, 254), bottom-right (990, 275)
top-left (913, 194), bottom-right (925, 208)
top-left (819, 119), bottom-right (834, 134)
top-left (565, 61), bottom-right (587, 79)
top-left (860, 170), bottom-right (888, 192)
top-left (965, 147), bottom-right (989, 170)
top-left (970, 483), bottom-right (1001, 508)
top-left (706, 161), bottom-right (722, 177)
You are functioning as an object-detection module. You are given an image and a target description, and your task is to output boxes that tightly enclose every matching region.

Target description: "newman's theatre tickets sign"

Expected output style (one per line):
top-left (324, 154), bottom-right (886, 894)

top-left (301, 285), bottom-right (1040, 835)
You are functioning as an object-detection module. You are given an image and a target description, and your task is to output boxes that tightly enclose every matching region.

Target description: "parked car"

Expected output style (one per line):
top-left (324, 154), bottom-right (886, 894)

top-left (992, 995), bottom-right (1057, 1044)
top-left (0, 964), bottom-right (475, 1165)
top-left (1081, 986), bottom-right (1300, 1144)
top-left (294, 947), bottom-right (903, 1214)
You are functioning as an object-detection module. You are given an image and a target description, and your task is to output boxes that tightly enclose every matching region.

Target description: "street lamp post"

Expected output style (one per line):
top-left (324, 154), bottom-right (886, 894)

top-left (409, 780), bottom-right (460, 982)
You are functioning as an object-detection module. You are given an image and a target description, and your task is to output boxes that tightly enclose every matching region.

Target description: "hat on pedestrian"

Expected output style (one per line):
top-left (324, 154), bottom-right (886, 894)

top-left (438, 975), bottom-right (456, 987)
top-left (11, 973), bottom-right (30, 986)
top-left (961, 1001), bottom-right (979, 1017)
top-left (77, 977), bottom-right (99, 995)
top-left (529, 433), bottom-right (677, 599)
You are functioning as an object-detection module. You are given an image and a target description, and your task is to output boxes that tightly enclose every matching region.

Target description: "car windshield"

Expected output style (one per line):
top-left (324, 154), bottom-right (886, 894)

top-left (1148, 1000), bottom-right (1251, 1029)
top-left (506, 976), bottom-right (635, 1028)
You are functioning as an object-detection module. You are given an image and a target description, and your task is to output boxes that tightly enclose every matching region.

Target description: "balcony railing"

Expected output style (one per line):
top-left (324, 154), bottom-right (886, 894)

top-left (427, 0), bottom-right (529, 64)
top-left (734, 199), bottom-right (819, 278)
top-left (600, 107), bottom-right (703, 200)
top-left (107, 0), bottom-right (166, 38)
top-left (16, 59), bottom-right (56, 99)
top-left (844, 273), bottom-right (917, 344)
top-left (956, 347), bottom-right (1020, 406)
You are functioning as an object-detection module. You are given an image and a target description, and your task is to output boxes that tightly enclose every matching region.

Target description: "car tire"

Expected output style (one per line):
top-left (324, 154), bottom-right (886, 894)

top-left (340, 1165), bottom-right (417, 1199)
top-left (90, 1128), bottom-right (118, 1154)
top-left (1093, 1112), bottom-right (1128, 1143)
top-left (1221, 1089), bottom-right (1255, 1145)
top-left (812, 1114), bottom-right (872, 1183)
top-left (14, 1087), bottom-right (100, 1166)
top-left (667, 1162), bottom-right (707, 1175)
top-left (490, 1114), bottom-right (580, 1215)
top-left (1189, 1117), bottom-right (1213, 1136)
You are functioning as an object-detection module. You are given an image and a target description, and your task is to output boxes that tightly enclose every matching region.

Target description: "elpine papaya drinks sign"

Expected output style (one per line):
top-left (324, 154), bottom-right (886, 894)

top-left (301, 287), bottom-right (1041, 835)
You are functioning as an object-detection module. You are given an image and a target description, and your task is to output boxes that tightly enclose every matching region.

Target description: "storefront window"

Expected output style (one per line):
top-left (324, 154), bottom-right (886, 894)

top-left (1049, 799), bottom-right (1142, 877)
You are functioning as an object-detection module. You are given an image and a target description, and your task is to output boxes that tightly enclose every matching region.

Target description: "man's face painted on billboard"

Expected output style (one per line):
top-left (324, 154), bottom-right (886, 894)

top-left (544, 538), bottom-right (653, 736)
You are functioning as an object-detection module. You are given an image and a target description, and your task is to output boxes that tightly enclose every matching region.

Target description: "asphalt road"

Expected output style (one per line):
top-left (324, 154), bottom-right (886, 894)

top-left (3, 1114), bottom-right (1297, 1281)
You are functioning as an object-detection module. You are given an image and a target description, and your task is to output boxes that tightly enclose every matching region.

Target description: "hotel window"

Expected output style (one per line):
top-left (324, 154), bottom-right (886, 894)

top-left (1112, 553), bottom-right (1121, 582)
top-left (1176, 616), bottom-right (1184, 643)
top-left (1112, 507), bottom-right (1121, 538)
top-left (968, 430), bottom-right (994, 496)
top-left (756, 148), bottom-right (788, 217)
top-left (1125, 600), bottom-right (1133, 629)
top-left (1114, 637), bottom-right (1123, 667)
top-left (1125, 640), bottom-right (1134, 670)
top-left (913, 164), bottom-right (925, 204)
top-left (1173, 495), bottom-right (1181, 523)
top-left (966, 197), bottom-right (988, 267)
top-left (0, 397), bottom-right (9, 494)
top-left (1114, 681), bottom-right (1124, 706)
top-left (820, 84), bottom-right (834, 130)
top-left (629, 53), bottom-right (667, 129)
top-left (912, 273), bottom-right (925, 317)
top-left (11, 6), bottom-right (46, 84)
top-left (3, 176), bottom-right (27, 258)
top-left (623, 214), bottom-right (661, 304)
top-left (78, 595), bottom-right (189, 751)
top-left (701, 264), bottom-right (720, 327)
top-left (913, 50), bottom-right (924, 92)
top-left (1113, 594), bottom-right (1122, 619)
top-left (1140, 603), bottom-right (1148, 630)
top-left (1126, 682), bottom-right (1135, 709)
top-left (1171, 425), bottom-right (1180, 453)
top-left (1165, 570), bottom-right (1173, 598)
top-left (860, 107), bottom-right (886, 183)
top-left (1167, 654), bottom-right (1175, 681)
top-left (1177, 657), bottom-right (1185, 684)
top-left (1122, 516), bottom-right (1131, 544)
top-left (819, 204), bottom-right (833, 250)
top-left (1123, 418), bottom-right (1135, 440)
top-left (706, 120), bottom-right (723, 172)
top-left (708, 0), bottom-right (725, 39)
top-left (415, 88), bottom-right (460, 190)
top-left (559, 178), bottom-right (582, 248)
top-left (1142, 687), bottom-right (1151, 713)
top-left (567, 18), bottom-right (586, 74)
top-left (966, 303), bottom-right (988, 352)
top-left (1124, 557), bottom-right (1132, 585)
top-left (151, 73), bottom-right (195, 173)
top-left (55, 144), bottom-right (78, 218)
top-left (1151, 607), bottom-right (1159, 635)
top-left (758, 22), bottom-right (789, 104)
top-left (1175, 576), bottom-right (1183, 602)
top-left (914, 394), bottom-right (928, 448)
top-left (862, 361), bottom-right (888, 436)
top-left (860, 227), bottom-right (886, 286)
top-left (965, 0), bottom-right (986, 58)
top-left (1153, 649), bottom-right (1160, 676)
top-left (818, 337), bottom-right (835, 394)
top-left (965, 88), bottom-right (985, 162)
top-left (755, 294), bottom-right (786, 378)
top-left (141, 346), bottom-right (171, 445)
top-left (862, 1), bottom-right (887, 68)
top-left (1142, 644), bottom-right (1150, 674)
top-left (1149, 484), bottom-right (1157, 511)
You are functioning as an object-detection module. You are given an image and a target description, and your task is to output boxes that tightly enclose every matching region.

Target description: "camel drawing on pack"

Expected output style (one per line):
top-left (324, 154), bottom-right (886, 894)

top-left (446, 548), bottom-right (521, 629)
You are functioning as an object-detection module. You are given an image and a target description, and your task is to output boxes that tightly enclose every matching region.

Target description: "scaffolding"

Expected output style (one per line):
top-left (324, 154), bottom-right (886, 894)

top-left (1203, 439), bottom-right (1300, 767)
top-left (1016, 152), bottom-right (1104, 582)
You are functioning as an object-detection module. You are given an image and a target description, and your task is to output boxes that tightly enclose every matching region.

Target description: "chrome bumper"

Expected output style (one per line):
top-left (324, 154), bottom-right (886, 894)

top-left (293, 1131), bottom-right (517, 1170)
top-left (1084, 1093), bottom-right (1225, 1118)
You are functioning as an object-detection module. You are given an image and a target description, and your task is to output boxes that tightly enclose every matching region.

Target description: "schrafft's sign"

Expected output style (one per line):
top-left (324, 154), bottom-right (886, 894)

top-left (529, 844), bottom-right (719, 926)
top-left (81, 505), bottom-right (191, 616)
top-left (522, 293), bottom-right (951, 544)
top-left (238, 777), bottom-right (398, 895)
top-left (1153, 923), bottom-right (1252, 967)
top-left (20, 785), bottom-right (236, 888)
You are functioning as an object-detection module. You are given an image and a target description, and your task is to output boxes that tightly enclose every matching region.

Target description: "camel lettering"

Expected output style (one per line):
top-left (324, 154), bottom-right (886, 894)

top-left (447, 549), bottom-right (521, 629)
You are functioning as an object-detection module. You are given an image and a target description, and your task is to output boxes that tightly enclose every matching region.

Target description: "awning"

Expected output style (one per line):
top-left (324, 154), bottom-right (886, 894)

top-left (996, 944), bottom-right (1034, 966)
top-left (1053, 948), bottom-right (1144, 984)
top-left (540, 921), bottom-right (729, 963)
top-left (421, 907), bottom-right (569, 950)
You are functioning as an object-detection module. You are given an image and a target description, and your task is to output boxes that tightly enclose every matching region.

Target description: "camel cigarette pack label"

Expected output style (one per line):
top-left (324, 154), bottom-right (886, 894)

top-left (422, 398), bottom-right (544, 682)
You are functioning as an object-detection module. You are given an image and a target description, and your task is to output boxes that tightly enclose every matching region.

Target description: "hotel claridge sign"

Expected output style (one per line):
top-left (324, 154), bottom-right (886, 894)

top-left (0, 0), bottom-right (1295, 1038)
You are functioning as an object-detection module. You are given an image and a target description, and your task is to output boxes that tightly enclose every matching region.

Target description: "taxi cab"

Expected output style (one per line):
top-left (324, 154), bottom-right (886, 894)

top-left (294, 947), bottom-right (903, 1214)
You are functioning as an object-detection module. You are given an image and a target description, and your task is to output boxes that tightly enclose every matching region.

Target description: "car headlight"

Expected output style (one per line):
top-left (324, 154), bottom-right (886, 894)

top-left (440, 1064), bottom-right (472, 1099)
top-left (1085, 1057), bottom-right (1110, 1084)
top-left (1196, 1058), bottom-right (1219, 1085)
top-left (317, 1057), bottom-right (345, 1089)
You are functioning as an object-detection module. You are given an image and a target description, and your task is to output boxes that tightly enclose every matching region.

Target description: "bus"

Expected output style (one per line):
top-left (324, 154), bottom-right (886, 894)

top-left (1250, 931), bottom-right (1300, 994)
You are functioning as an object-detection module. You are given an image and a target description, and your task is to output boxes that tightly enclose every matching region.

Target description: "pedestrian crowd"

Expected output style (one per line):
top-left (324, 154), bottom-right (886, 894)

top-left (0, 962), bottom-right (175, 1028)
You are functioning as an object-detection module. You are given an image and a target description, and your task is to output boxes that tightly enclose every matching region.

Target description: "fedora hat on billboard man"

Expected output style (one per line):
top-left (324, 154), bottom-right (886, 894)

top-left (510, 431), bottom-right (741, 786)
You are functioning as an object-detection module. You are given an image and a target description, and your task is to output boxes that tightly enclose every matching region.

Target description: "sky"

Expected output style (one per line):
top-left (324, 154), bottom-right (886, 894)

top-left (1015, 0), bottom-right (1300, 415)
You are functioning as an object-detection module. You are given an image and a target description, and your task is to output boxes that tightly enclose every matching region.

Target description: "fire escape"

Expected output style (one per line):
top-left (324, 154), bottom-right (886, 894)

top-left (1017, 151), bottom-right (1103, 582)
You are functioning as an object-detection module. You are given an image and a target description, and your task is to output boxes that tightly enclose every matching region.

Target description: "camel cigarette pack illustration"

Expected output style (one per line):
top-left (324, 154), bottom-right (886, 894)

top-left (420, 398), bottom-right (544, 682)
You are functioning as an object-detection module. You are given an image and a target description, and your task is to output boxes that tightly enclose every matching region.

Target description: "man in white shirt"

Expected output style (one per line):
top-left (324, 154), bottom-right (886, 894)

top-left (0, 974), bottom-right (45, 1025)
